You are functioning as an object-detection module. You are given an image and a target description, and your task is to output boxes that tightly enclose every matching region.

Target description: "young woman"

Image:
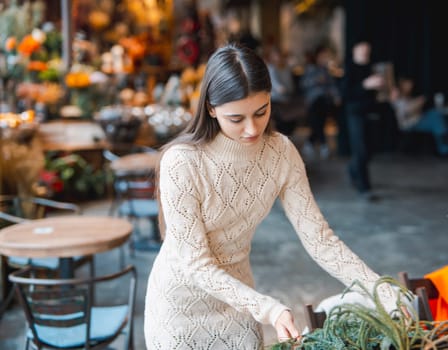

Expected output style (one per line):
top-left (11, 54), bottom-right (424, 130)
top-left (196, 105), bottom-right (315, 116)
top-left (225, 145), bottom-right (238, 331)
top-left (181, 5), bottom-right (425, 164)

top-left (144, 43), bottom-right (396, 349)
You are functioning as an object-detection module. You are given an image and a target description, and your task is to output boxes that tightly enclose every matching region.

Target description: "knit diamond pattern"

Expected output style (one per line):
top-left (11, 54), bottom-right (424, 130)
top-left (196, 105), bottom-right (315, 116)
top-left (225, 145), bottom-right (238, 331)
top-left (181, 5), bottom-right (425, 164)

top-left (144, 132), bottom-right (394, 349)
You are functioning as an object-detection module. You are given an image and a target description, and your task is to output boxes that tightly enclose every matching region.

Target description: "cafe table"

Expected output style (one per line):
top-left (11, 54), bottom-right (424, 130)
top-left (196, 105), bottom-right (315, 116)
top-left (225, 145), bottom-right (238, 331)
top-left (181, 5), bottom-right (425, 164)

top-left (0, 216), bottom-right (132, 278)
top-left (109, 152), bottom-right (161, 176)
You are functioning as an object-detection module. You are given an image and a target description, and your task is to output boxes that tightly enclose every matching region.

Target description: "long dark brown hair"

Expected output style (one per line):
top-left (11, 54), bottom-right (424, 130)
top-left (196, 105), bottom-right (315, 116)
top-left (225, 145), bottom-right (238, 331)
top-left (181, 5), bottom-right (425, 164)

top-left (157, 43), bottom-right (273, 238)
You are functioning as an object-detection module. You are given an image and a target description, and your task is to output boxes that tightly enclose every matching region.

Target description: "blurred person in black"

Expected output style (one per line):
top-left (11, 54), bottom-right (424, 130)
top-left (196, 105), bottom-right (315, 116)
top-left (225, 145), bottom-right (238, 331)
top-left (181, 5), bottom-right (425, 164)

top-left (343, 41), bottom-right (386, 200)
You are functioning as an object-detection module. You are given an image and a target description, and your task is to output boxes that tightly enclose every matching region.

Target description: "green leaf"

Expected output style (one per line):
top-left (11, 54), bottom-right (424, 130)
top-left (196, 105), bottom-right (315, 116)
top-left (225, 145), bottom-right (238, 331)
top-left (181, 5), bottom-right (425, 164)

top-left (61, 167), bottom-right (75, 180)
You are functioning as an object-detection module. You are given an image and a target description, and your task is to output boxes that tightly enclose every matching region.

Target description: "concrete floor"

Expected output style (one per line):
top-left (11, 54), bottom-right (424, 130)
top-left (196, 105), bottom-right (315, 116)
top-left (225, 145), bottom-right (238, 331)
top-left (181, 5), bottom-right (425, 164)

top-left (1, 149), bottom-right (447, 349)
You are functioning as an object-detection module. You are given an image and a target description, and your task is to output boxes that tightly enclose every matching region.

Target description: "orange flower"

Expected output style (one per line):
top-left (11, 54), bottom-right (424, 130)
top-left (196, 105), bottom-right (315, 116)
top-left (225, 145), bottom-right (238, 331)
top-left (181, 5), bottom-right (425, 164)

top-left (5, 37), bottom-right (17, 52)
top-left (65, 72), bottom-right (91, 88)
top-left (38, 83), bottom-right (65, 104)
top-left (17, 35), bottom-right (41, 56)
top-left (27, 61), bottom-right (48, 72)
top-left (119, 37), bottom-right (146, 60)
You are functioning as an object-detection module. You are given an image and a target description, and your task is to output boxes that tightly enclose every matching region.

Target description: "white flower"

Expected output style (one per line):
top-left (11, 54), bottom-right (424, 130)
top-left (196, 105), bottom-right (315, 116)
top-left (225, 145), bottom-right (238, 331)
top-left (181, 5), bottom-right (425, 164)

top-left (111, 45), bottom-right (124, 56)
top-left (89, 71), bottom-right (109, 84)
top-left (31, 28), bottom-right (47, 44)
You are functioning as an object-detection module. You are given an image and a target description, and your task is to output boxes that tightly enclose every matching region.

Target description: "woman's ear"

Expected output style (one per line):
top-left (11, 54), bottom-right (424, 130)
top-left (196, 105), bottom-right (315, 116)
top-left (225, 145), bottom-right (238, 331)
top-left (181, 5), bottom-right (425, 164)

top-left (206, 102), bottom-right (215, 118)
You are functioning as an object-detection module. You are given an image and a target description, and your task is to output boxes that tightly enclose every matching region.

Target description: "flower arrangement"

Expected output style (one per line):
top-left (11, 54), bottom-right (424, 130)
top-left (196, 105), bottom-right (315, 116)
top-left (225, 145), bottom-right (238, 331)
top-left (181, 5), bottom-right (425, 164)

top-left (16, 82), bottom-right (65, 107)
top-left (0, 110), bottom-right (44, 197)
top-left (1, 23), bottom-right (64, 115)
top-left (3, 28), bottom-right (56, 83)
top-left (39, 153), bottom-right (107, 201)
top-left (17, 32), bottom-right (42, 57)
top-left (63, 66), bottom-right (113, 119)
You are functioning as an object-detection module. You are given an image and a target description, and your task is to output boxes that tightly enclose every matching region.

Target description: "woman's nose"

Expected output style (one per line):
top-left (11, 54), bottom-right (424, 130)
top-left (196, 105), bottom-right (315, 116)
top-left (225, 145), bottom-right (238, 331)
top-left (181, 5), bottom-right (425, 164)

top-left (244, 118), bottom-right (258, 135)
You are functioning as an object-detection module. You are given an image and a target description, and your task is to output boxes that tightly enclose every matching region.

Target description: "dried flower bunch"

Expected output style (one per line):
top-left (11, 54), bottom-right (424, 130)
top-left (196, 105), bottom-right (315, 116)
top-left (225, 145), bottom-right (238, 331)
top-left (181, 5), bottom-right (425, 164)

top-left (1, 123), bottom-right (44, 197)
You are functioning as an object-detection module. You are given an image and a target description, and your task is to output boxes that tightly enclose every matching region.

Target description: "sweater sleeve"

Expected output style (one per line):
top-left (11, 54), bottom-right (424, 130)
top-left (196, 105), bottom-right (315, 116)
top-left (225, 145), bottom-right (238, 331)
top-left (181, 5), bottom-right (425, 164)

top-left (159, 147), bottom-right (289, 326)
top-left (279, 142), bottom-right (397, 312)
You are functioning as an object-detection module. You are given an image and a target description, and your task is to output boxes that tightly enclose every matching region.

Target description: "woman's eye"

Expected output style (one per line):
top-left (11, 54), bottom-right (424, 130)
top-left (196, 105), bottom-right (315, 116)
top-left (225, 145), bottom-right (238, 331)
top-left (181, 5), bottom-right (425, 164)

top-left (255, 111), bottom-right (267, 117)
top-left (229, 118), bottom-right (243, 123)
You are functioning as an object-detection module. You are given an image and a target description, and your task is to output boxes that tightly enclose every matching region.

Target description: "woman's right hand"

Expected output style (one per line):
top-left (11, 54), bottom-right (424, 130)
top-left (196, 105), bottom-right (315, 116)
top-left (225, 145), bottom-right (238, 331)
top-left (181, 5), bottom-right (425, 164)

top-left (274, 310), bottom-right (300, 343)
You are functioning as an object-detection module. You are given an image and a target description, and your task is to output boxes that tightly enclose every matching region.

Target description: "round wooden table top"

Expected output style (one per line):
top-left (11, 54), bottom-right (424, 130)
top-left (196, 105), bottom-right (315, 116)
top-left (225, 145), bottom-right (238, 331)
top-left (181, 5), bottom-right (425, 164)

top-left (0, 216), bottom-right (132, 258)
top-left (110, 152), bottom-right (161, 174)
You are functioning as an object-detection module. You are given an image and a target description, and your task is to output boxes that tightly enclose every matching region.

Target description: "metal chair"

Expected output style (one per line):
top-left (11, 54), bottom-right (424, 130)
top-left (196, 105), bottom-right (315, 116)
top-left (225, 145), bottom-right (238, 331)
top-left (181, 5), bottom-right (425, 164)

top-left (9, 265), bottom-right (136, 350)
top-left (303, 303), bottom-right (327, 332)
top-left (103, 148), bottom-right (161, 256)
top-left (102, 146), bottom-right (157, 217)
top-left (398, 271), bottom-right (438, 322)
top-left (115, 170), bottom-right (160, 254)
top-left (0, 195), bottom-right (94, 318)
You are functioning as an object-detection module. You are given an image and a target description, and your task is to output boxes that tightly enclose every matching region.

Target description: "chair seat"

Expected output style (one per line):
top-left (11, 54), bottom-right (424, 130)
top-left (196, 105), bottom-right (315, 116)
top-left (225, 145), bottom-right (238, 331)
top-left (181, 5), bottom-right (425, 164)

top-left (118, 199), bottom-right (159, 217)
top-left (30, 305), bottom-right (129, 348)
top-left (8, 256), bottom-right (86, 270)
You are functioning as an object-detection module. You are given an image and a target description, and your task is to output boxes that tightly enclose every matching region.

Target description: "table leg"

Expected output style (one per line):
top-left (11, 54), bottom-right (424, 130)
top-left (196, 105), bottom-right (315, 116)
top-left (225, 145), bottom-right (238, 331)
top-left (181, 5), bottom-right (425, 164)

top-left (0, 255), bottom-right (15, 319)
top-left (0, 255), bottom-right (8, 301)
top-left (132, 217), bottom-right (162, 252)
top-left (59, 257), bottom-right (74, 279)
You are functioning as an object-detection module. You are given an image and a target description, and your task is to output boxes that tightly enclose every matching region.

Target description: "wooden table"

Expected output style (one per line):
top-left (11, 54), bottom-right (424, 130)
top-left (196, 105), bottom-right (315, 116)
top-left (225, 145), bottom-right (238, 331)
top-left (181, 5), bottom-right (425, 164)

top-left (38, 120), bottom-right (109, 152)
top-left (0, 216), bottom-right (132, 278)
top-left (110, 152), bottom-right (161, 175)
top-left (38, 120), bottom-right (111, 173)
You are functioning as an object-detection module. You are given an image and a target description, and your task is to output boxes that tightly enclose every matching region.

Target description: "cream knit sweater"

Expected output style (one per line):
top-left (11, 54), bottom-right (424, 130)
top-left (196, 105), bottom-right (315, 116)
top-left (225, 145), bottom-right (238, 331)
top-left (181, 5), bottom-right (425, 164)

top-left (144, 132), bottom-right (395, 350)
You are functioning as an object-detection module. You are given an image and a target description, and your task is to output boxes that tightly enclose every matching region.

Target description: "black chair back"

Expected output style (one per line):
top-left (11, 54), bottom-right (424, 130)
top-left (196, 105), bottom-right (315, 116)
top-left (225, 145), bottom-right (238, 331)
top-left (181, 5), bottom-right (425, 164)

top-left (10, 265), bottom-right (136, 350)
top-left (398, 271), bottom-right (438, 322)
top-left (304, 304), bottom-right (327, 331)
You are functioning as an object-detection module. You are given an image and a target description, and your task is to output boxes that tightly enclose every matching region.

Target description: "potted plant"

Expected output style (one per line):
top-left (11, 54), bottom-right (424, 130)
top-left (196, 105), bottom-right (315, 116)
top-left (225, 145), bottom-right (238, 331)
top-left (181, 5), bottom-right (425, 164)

top-left (268, 277), bottom-right (448, 350)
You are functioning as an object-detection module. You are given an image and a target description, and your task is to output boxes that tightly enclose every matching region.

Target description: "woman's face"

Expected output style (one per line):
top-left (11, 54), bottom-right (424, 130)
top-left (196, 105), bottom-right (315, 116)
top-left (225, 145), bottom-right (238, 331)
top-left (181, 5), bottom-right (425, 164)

top-left (209, 92), bottom-right (271, 145)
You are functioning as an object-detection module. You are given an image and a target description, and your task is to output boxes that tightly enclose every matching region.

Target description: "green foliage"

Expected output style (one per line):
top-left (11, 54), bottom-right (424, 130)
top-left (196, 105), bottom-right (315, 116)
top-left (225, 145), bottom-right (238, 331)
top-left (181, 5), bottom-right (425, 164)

top-left (267, 276), bottom-right (448, 350)
top-left (270, 339), bottom-right (298, 350)
top-left (44, 153), bottom-right (106, 200)
top-left (38, 67), bottom-right (60, 82)
top-left (43, 31), bottom-right (62, 58)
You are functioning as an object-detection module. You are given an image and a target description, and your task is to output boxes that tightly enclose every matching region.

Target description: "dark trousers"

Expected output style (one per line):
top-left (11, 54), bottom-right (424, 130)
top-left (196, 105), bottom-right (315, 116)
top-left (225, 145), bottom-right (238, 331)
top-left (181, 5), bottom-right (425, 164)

top-left (308, 96), bottom-right (334, 145)
top-left (346, 108), bottom-right (372, 192)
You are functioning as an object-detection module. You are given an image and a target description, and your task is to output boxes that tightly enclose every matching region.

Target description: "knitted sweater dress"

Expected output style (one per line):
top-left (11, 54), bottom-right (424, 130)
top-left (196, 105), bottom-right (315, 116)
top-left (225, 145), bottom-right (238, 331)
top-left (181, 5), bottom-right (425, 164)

top-left (144, 132), bottom-right (394, 349)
